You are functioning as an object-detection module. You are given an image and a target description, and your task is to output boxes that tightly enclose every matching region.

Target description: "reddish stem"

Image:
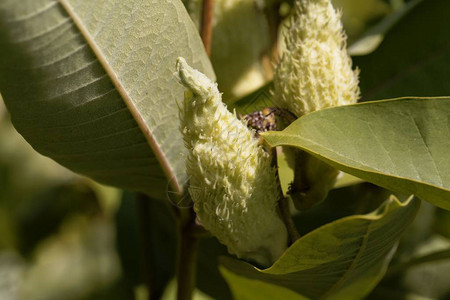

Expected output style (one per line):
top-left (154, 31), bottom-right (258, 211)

top-left (200, 0), bottom-right (214, 56)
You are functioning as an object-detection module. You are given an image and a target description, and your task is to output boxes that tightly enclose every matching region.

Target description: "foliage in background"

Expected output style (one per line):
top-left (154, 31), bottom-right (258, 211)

top-left (0, 0), bottom-right (449, 299)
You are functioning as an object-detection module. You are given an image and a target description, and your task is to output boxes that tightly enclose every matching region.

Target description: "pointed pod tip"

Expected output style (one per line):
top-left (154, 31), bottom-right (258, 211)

top-left (176, 57), bottom-right (187, 73)
top-left (175, 56), bottom-right (188, 84)
top-left (175, 57), bottom-right (216, 99)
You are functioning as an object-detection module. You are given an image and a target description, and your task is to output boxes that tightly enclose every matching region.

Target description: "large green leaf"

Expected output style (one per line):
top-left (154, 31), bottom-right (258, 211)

top-left (0, 0), bottom-right (214, 200)
top-left (262, 98), bottom-right (450, 210)
top-left (354, 0), bottom-right (450, 100)
top-left (220, 196), bottom-right (420, 299)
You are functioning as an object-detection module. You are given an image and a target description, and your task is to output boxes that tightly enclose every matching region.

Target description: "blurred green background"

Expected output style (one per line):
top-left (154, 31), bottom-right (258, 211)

top-left (1, 0), bottom-right (450, 299)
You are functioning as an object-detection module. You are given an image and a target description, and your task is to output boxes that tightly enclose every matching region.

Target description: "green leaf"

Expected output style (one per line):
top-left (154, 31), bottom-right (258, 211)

top-left (294, 183), bottom-right (391, 236)
top-left (333, 0), bottom-right (391, 46)
top-left (161, 279), bottom-right (215, 300)
top-left (0, 0), bottom-right (214, 200)
top-left (220, 196), bottom-right (420, 300)
top-left (435, 207), bottom-right (450, 239)
top-left (220, 270), bottom-right (309, 300)
top-left (115, 192), bottom-right (232, 300)
top-left (262, 98), bottom-right (450, 210)
top-left (347, 0), bottom-right (422, 56)
top-left (196, 237), bottom-right (232, 300)
top-left (228, 82), bottom-right (274, 115)
top-left (182, 0), bottom-right (270, 102)
top-left (207, 0), bottom-right (270, 102)
top-left (395, 201), bottom-right (437, 259)
top-left (353, 0), bottom-right (450, 100)
top-left (334, 173), bottom-right (364, 189)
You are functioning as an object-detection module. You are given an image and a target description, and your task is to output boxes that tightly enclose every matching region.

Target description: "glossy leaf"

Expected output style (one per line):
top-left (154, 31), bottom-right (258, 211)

top-left (262, 98), bottom-right (450, 210)
top-left (220, 196), bottom-right (420, 299)
top-left (0, 0), bottom-right (214, 200)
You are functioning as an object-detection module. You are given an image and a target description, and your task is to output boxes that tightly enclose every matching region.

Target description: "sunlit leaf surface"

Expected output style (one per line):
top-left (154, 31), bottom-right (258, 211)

top-left (221, 196), bottom-right (419, 299)
top-left (0, 0), bottom-right (214, 199)
top-left (263, 98), bottom-right (450, 210)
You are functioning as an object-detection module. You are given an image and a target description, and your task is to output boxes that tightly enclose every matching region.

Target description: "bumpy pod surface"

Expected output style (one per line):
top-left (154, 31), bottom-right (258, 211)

top-left (176, 58), bottom-right (287, 266)
top-left (274, 0), bottom-right (360, 117)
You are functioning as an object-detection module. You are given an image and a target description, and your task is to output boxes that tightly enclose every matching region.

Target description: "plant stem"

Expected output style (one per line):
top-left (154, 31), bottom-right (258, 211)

top-left (278, 196), bottom-right (300, 243)
top-left (271, 148), bottom-right (300, 244)
top-left (200, 0), bottom-right (214, 56)
top-left (137, 194), bottom-right (156, 300)
top-left (176, 208), bottom-right (199, 300)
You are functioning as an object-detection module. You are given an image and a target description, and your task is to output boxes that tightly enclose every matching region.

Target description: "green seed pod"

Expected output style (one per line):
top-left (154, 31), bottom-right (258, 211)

top-left (176, 58), bottom-right (287, 266)
top-left (273, 0), bottom-right (360, 117)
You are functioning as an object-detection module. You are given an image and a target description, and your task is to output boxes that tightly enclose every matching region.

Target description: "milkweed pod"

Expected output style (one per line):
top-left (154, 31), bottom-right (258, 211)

top-left (273, 0), bottom-right (359, 209)
top-left (176, 58), bottom-right (288, 266)
top-left (273, 0), bottom-right (360, 117)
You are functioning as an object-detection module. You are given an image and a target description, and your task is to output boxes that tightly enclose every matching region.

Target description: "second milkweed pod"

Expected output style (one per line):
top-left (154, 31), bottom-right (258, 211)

top-left (273, 0), bottom-right (360, 209)
top-left (273, 0), bottom-right (360, 117)
top-left (176, 57), bottom-right (288, 267)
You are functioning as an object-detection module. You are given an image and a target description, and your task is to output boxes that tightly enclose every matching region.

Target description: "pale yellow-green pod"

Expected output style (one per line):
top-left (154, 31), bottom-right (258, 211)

top-left (274, 0), bottom-right (360, 117)
top-left (176, 57), bottom-right (287, 266)
top-left (274, 0), bottom-right (360, 209)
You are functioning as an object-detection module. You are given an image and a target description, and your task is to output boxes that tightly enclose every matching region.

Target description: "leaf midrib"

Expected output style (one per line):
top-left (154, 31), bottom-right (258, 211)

top-left (58, 0), bottom-right (181, 194)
